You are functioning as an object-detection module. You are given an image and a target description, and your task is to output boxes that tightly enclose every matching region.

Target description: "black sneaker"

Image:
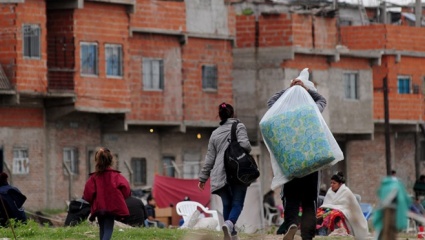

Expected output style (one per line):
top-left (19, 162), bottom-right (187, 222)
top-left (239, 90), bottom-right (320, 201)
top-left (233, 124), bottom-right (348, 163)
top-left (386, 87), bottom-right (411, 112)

top-left (283, 224), bottom-right (297, 240)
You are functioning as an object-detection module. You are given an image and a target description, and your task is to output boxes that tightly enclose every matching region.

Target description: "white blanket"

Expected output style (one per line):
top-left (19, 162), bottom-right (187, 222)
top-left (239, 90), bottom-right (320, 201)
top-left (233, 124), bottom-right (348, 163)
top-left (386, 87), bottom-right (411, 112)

top-left (320, 184), bottom-right (369, 240)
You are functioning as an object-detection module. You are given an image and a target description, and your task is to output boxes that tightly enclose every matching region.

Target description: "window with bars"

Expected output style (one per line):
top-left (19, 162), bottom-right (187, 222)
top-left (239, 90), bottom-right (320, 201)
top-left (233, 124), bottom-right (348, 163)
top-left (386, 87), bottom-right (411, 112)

top-left (63, 148), bottom-right (79, 175)
top-left (162, 156), bottom-right (175, 177)
top-left (80, 42), bottom-right (98, 75)
top-left (13, 148), bottom-right (29, 175)
top-left (183, 151), bottom-right (200, 179)
top-left (398, 76), bottom-right (411, 94)
top-left (343, 73), bottom-right (358, 99)
top-left (202, 65), bottom-right (217, 90)
top-left (131, 158), bottom-right (147, 185)
top-left (105, 44), bottom-right (123, 77)
top-left (143, 58), bottom-right (164, 90)
top-left (23, 24), bottom-right (40, 58)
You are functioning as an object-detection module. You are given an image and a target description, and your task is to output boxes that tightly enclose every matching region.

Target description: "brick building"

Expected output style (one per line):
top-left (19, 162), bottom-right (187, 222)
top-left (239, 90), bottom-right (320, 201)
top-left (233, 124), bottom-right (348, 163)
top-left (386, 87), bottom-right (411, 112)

top-left (232, 0), bottom-right (425, 203)
top-left (0, 0), bottom-right (235, 210)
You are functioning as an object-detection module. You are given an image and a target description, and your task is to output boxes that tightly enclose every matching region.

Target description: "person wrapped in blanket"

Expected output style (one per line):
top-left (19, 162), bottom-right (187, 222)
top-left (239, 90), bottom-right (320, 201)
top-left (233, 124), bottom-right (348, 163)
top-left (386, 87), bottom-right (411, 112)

top-left (316, 172), bottom-right (369, 239)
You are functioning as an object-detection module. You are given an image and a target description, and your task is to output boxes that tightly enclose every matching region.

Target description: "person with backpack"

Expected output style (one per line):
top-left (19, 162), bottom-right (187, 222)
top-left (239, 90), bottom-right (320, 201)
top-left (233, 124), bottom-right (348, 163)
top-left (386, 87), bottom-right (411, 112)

top-left (198, 102), bottom-right (252, 240)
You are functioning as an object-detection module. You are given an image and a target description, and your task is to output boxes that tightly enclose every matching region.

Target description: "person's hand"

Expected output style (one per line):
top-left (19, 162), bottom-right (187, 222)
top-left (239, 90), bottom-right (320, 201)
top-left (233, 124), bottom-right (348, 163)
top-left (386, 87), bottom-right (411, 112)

top-left (290, 79), bottom-right (309, 91)
top-left (198, 182), bottom-right (205, 191)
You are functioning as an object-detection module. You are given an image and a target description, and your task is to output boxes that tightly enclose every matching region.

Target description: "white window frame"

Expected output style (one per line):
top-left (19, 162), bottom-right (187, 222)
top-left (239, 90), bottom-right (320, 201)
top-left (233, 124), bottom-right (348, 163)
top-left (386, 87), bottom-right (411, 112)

top-left (13, 148), bottom-right (29, 175)
top-left (80, 42), bottom-right (98, 76)
top-left (105, 44), bottom-right (123, 78)
top-left (63, 147), bottom-right (79, 175)
top-left (23, 24), bottom-right (41, 59)
top-left (183, 151), bottom-right (200, 179)
top-left (142, 58), bottom-right (164, 91)
top-left (202, 65), bottom-right (218, 91)
top-left (343, 72), bottom-right (358, 100)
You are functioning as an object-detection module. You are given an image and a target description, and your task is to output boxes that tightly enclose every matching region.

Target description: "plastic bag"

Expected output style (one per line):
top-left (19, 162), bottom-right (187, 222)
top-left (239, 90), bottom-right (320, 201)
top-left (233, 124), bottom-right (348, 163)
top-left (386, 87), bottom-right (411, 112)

top-left (260, 85), bottom-right (344, 189)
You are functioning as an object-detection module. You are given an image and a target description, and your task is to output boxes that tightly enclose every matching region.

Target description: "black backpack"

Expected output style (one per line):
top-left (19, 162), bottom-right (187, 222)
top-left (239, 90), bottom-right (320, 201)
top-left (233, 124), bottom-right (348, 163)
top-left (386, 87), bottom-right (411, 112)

top-left (224, 121), bottom-right (260, 186)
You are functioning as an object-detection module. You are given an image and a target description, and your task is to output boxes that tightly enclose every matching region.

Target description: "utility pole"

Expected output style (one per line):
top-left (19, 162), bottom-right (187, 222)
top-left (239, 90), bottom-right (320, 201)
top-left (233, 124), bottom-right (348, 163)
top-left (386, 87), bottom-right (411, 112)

top-left (415, 0), bottom-right (422, 27)
top-left (383, 76), bottom-right (392, 176)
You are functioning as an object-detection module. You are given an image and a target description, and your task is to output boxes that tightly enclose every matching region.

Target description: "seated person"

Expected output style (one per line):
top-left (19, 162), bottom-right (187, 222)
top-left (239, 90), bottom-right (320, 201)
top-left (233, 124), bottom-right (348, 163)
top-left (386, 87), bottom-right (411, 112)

top-left (414, 175), bottom-right (425, 198)
top-left (0, 172), bottom-right (27, 226)
top-left (120, 196), bottom-right (147, 227)
top-left (316, 172), bottom-right (368, 238)
top-left (144, 195), bottom-right (165, 228)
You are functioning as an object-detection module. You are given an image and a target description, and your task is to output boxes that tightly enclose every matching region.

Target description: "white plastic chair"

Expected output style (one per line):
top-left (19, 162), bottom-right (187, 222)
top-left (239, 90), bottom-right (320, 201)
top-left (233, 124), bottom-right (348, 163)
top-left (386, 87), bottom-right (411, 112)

top-left (176, 201), bottom-right (220, 231)
top-left (264, 202), bottom-right (280, 226)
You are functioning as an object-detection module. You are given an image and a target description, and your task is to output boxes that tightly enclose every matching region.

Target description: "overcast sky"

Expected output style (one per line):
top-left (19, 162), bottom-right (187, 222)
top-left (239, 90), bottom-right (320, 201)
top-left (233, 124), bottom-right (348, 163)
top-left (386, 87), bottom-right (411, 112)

top-left (341, 0), bottom-right (417, 6)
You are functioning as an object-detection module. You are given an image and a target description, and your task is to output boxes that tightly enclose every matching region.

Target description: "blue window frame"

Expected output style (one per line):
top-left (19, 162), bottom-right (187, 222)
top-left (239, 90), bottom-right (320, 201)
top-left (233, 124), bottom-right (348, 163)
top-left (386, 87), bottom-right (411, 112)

top-left (397, 76), bottom-right (410, 94)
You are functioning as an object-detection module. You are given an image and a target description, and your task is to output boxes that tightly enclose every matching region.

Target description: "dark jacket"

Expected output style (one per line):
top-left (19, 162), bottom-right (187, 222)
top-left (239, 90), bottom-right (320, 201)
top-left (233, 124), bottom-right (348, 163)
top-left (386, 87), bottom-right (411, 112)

top-left (83, 168), bottom-right (131, 218)
top-left (120, 196), bottom-right (147, 227)
top-left (0, 184), bottom-right (27, 226)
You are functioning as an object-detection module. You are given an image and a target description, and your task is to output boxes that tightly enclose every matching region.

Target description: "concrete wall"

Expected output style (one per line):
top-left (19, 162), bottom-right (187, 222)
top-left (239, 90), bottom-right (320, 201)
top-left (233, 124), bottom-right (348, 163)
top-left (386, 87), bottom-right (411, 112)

top-left (185, 0), bottom-right (229, 35)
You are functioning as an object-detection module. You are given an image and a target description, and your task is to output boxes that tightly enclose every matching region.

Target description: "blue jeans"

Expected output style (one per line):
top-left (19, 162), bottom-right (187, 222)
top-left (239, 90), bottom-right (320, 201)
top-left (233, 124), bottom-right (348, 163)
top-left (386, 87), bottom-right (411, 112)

top-left (215, 184), bottom-right (248, 225)
top-left (98, 215), bottom-right (115, 240)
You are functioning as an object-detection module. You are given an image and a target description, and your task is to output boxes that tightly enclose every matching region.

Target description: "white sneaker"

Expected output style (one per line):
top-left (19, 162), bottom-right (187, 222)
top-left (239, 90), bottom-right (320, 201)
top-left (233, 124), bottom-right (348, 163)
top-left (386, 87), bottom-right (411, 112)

top-left (222, 220), bottom-right (233, 240)
top-left (283, 224), bottom-right (297, 240)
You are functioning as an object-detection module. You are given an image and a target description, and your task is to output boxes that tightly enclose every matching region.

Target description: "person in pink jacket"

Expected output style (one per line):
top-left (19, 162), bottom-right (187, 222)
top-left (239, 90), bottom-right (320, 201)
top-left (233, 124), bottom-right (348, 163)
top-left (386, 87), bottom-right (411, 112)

top-left (83, 147), bottom-right (131, 240)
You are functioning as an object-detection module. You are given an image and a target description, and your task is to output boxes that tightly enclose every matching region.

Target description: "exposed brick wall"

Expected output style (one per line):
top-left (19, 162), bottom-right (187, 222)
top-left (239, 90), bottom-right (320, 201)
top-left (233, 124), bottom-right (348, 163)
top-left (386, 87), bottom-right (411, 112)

top-left (292, 14), bottom-right (313, 48)
top-left (373, 56), bottom-right (425, 121)
top-left (182, 38), bottom-right (233, 122)
top-left (346, 131), bottom-right (417, 204)
top-left (73, 2), bottom-right (130, 111)
top-left (385, 25), bottom-right (425, 52)
top-left (0, 4), bottom-right (18, 86)
top-left (340, 25), bottom-right (387, 50)
top-left (14, 0), bottom-right (47, 93)
top-left (46, 114), bottom-right (101, 208)
top-left (0, 127), bottom-right (46, 209)
top-left (259, 13), bottom-right (292, 47)
top-left (0, 107), bottom-right (43, 128)
top-left (342, 25), bottom-right (425, 52)
top-left (130, 0), bottom-right (186, 32)
top-left (235, 15), bottom-right (256, 48)
top-left (127, 34), bottom-right (183, 122)
top-left (227, 5), bottom-right (236, 37)
top-left (313, 17), bottom-right (337, 49)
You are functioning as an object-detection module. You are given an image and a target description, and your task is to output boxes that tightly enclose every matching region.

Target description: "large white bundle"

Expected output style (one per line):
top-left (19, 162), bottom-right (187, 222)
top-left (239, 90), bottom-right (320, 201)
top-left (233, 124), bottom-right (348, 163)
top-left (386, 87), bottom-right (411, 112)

top-left (260, 85), bottom-right (344, 189)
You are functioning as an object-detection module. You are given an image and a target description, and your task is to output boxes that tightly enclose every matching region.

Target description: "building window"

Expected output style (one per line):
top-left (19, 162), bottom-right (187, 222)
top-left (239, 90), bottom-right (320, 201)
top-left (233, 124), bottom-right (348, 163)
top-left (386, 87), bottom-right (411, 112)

top-left (344, 73), bottom-right (358, 99)
top-left (202, 65), bottom-right (217, 90)
top-left (397, 76), bottom-right (411, 94)
top-left (63, 148), bottom-right (79, 175)
top-left (162, 156), bottom-right (175, 177)
top-left (131, 158), bottom-right (147, 185)
top-left (13, 148), bottom-right (29, 175)
top-left (105, 44), bottom-right (123, 77)
top-left (143, 58), bottom-right (163, 90)
top-left (183, 151), bottom-right (200, 179)
top-left (23, 24), bottom-right (40, 58)
top-left (80, 42), bottom-right (98, 75)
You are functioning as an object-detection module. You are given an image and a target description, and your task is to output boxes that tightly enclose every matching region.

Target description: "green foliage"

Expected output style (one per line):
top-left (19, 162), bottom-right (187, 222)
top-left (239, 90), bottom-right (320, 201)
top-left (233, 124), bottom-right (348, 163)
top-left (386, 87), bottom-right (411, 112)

top-left (241, 8), bottom-right (254, 16)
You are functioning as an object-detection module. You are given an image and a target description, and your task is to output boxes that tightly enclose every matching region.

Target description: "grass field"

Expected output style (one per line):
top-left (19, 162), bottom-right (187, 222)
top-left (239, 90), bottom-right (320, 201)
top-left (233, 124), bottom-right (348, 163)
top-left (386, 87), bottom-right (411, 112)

top-left (0, 219), bottom-right (419, 240)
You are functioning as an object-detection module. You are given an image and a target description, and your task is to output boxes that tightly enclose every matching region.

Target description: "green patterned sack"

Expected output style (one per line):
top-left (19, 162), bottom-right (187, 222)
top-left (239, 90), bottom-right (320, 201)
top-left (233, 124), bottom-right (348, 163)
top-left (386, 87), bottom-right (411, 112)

top-left (260, 104), bottom-right (335, 178)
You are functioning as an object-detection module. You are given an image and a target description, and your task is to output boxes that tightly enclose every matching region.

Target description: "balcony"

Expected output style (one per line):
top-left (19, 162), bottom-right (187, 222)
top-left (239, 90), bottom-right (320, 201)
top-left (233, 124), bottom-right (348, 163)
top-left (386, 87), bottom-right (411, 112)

top-left (47, 36), bottom-right (75, 91)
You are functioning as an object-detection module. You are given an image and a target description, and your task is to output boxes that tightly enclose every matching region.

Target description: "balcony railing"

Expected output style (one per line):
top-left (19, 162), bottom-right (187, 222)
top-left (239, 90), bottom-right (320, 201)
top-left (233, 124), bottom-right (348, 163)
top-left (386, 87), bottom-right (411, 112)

top-left (47, 36), bottom-right (75, 91)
